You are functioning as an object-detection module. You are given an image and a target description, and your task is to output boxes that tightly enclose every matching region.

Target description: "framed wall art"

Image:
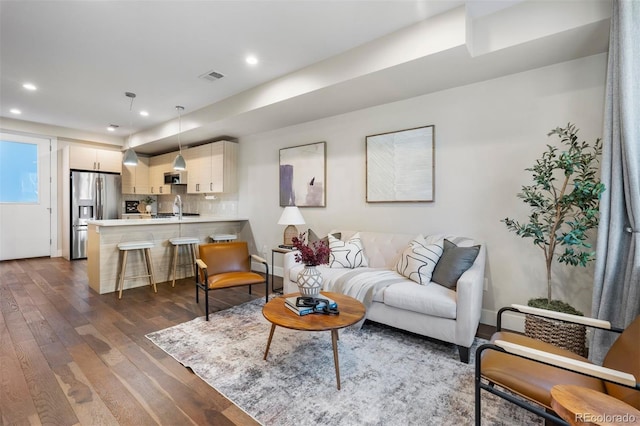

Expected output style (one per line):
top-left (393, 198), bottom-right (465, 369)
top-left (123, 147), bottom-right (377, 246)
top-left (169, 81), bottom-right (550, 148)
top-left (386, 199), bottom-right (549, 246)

top-left (279, 141), bottom-right (326, 207)
top-left (366, 125), bottom-right (435, 203)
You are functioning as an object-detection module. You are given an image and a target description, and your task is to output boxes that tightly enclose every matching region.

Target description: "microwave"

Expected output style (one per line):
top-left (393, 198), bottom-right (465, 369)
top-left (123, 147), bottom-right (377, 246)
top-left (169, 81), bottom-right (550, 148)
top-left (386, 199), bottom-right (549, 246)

top-left (164, 171), bottom-right (188, 184)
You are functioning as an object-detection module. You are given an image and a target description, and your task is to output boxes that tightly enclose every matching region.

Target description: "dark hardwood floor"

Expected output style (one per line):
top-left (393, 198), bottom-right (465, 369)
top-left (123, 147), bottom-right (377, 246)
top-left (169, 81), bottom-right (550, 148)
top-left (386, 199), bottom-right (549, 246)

top-left (0, 256), bottom-right (263, 426)
top-left (1, 256), bottom-right (497, 425)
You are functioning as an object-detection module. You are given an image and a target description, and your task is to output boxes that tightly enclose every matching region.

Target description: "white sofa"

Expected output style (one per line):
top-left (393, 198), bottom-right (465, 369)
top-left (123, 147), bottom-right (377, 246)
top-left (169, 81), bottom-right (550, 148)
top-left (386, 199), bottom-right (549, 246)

top-left (283, 230), bottom-right (486, 362)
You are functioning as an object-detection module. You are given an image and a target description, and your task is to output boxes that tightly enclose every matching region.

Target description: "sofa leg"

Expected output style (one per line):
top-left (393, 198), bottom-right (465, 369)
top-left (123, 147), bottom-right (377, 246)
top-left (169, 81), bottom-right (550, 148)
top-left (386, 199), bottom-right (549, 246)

top-left (457, 345), bottom-right (470, 363)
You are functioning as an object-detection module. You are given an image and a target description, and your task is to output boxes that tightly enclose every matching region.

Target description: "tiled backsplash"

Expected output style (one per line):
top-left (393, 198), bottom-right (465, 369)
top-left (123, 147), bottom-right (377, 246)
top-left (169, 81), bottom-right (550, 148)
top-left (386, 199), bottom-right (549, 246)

top-left (122, 192), bottom-right (238, 217)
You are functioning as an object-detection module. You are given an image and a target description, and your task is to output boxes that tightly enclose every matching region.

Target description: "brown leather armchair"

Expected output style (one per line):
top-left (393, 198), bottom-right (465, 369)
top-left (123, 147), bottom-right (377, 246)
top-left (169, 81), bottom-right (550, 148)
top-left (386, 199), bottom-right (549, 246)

top-left (475, 305), bottom-right (640, 425)
top-left (195, 242), bottom-right (269, 320)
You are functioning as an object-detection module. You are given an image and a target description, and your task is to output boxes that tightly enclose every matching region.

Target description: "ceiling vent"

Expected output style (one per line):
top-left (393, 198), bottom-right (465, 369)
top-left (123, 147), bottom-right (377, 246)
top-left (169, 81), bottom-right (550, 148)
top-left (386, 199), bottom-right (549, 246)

top-left (199, 69), bottom-right (225, 82)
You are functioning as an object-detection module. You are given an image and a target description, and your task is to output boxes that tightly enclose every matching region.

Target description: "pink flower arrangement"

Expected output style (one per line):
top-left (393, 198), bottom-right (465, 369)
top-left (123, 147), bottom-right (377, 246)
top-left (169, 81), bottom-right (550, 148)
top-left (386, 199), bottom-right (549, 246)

top-left (291, 232), bottom-right (330, 266)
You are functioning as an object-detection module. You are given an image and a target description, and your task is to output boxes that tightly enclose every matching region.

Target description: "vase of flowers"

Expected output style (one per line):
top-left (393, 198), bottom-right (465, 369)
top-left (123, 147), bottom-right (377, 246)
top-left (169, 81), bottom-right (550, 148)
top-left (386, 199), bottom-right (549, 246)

top-left (292, 232), bottom-right (330, 297)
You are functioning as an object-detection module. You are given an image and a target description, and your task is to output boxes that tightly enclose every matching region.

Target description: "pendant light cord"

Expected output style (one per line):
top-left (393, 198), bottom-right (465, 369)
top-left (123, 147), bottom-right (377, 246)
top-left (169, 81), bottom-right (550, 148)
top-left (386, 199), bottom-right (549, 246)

top-left (176, 105), bottom-right (184, 153)
top-left (126, 92), bottom-right (136, 149)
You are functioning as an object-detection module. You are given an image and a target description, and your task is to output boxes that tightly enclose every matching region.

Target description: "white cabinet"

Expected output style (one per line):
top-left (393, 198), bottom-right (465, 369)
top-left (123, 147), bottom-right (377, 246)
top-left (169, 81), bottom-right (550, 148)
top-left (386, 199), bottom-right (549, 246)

top-left (121, 214), bottom-right (145, 219)
top-left (185, 141), bottom-right (237, 194)
top-left (148, 152), bottom-right (173, 195)
top-left (122, 156), bottom-right (150, 194)
top-left (69, 146), bottom-right (122, 173)
top-left (184, 144), bottom-right (209, 193)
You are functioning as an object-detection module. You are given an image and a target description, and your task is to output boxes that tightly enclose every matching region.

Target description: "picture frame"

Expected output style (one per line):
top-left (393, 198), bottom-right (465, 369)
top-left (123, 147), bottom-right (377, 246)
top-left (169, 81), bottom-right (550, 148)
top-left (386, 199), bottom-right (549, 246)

top-left (366, 125), bottom-right (435, 203)
top-left (279, 141), bottom-right (326, 207)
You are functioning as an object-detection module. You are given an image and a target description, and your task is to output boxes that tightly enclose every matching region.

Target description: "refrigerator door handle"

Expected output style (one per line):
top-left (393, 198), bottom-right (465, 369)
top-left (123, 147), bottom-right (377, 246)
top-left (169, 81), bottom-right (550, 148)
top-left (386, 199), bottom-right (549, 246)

top-left (96, 177), bottom-right (103, 220)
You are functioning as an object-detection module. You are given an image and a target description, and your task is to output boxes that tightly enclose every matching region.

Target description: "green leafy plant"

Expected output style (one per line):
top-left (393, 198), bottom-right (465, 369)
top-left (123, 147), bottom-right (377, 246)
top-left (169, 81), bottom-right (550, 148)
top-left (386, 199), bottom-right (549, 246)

top-left (502, 123), bottom-right (605, 311)
top-left (141, 196), bottom-right (155, 205)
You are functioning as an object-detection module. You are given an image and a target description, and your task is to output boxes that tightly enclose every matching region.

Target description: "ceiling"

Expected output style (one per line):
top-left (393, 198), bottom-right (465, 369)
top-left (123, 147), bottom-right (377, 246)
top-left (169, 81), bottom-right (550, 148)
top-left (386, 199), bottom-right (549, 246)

top-left (0, 1), bottom-right (610, 155)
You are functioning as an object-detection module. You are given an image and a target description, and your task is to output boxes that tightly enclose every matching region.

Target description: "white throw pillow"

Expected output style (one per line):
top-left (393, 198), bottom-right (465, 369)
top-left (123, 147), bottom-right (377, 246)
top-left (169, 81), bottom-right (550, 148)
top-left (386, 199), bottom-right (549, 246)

top-left (328, 233), bottom-right (369, 268)
top-left (395, 235), bottom-right (443, 285)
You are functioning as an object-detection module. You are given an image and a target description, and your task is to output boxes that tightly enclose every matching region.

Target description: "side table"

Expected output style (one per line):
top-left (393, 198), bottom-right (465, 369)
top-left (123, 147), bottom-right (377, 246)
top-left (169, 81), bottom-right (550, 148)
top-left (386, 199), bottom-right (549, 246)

top-left (271, 246), bottom-right (292, 293)
top-left (550, 384), bottom-right (640, 425)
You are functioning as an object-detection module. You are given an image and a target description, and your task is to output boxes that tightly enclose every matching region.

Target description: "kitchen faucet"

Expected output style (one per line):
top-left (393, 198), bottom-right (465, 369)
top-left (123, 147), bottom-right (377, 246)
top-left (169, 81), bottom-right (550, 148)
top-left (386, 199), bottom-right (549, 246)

top-left (174, 195), bottom-right (182, 220)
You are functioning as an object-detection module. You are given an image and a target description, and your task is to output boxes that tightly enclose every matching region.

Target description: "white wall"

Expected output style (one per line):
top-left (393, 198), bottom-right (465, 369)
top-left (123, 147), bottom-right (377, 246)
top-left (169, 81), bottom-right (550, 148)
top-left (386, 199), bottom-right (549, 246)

top-left (238, 53), bottom-right (607, 323)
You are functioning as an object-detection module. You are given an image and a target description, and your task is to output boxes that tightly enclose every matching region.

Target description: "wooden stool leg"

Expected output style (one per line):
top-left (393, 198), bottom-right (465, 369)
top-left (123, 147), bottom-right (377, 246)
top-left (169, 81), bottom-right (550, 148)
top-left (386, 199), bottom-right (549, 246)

top-left (170, 244), bottom-right (179, 287)
top-left (118, 251), bottom-right (128, 299)
top-left (115, 249), bottom-right (123, 295)
top-left (145, 248), bottom-right (157, 293)
top-left (190, 243), bottom-right (197, 277)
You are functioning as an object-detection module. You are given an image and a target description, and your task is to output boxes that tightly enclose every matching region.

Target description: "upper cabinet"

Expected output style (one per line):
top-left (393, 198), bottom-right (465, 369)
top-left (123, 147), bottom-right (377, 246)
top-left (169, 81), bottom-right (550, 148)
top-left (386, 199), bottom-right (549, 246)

top-left (185, 141), bottom-right (237, 194)
top-left (69, 146), bottom-right (122, 173)
top-left (184, 144), bottom-right (209, 193)
top-left (122, 156), bottom-right (150, 195)
top-left (148, 152), bottom-right (174, 195)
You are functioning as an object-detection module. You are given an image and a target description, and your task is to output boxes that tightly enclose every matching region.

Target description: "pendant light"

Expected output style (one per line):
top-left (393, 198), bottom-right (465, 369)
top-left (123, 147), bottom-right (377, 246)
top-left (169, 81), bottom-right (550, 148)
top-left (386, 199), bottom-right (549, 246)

top-left (172, 105), bottom-right (186, 170)
top-left (122, 92), bottom-right (139, 166)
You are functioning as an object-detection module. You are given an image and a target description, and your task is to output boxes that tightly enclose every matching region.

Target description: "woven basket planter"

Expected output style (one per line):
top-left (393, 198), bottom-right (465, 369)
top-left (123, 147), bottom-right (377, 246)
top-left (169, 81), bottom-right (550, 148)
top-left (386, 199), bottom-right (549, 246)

top-left (524, 314), bottom-right (587, 357)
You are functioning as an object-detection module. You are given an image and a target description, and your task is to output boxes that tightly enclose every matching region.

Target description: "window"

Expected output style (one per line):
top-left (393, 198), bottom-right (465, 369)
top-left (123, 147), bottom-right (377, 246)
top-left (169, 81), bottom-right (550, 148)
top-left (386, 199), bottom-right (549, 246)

top-left (0, 140), bottom-right (39, 203)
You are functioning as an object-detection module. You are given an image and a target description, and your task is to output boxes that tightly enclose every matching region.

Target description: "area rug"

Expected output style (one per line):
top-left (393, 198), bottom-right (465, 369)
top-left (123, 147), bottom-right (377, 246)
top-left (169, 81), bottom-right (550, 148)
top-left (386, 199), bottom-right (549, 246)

top-left (146, 298), bottom-right (542, 425)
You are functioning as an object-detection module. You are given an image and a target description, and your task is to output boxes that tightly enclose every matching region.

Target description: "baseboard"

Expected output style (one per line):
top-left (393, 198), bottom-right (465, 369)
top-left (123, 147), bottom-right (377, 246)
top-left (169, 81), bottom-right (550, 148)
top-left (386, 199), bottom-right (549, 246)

top-left (481, 309), bottom-right (525, 332)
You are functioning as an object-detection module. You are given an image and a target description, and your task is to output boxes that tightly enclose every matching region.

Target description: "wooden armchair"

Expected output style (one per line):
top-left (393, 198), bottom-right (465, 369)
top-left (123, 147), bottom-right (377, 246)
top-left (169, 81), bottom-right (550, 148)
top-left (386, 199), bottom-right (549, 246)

top-left (195, 242), bottom-right (269, 320)
top-left (475, 305), bottom-right (640, 425)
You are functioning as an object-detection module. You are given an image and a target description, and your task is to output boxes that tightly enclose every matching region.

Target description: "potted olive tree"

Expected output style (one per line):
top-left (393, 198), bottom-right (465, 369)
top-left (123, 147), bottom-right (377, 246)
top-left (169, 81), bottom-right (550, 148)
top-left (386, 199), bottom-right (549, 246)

top-left (502, 123), bottom-right (605, 355)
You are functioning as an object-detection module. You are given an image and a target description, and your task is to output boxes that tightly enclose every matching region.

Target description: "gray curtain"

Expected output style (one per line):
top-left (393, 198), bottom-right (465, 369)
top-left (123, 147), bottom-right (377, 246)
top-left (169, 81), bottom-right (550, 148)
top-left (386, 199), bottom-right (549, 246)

top-left (590, 0), bottom-right (640, 364)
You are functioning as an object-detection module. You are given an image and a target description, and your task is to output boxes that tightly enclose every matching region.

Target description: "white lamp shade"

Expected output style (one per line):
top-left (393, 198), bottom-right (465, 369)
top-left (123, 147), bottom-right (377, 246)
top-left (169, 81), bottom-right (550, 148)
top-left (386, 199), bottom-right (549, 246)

top-left (173, 153), bottom-right (186, 170)
top-left (123, 148), bottom-right (139, 166)
top-left (278, 206), bottom-right (305, 225)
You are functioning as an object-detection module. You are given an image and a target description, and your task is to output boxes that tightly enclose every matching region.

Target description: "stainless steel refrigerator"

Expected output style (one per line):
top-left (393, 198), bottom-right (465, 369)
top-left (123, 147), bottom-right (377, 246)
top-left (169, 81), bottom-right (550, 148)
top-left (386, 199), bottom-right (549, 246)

top-left (71, 170), bottom-right (121, 260)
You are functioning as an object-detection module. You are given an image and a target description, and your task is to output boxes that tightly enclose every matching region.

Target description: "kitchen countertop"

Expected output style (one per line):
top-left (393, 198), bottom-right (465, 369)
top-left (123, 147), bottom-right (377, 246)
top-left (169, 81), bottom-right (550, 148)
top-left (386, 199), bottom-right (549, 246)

top-left (88, 217), bottom-right (248, 226)
top-left (87, 216), bottom-right (251, 294)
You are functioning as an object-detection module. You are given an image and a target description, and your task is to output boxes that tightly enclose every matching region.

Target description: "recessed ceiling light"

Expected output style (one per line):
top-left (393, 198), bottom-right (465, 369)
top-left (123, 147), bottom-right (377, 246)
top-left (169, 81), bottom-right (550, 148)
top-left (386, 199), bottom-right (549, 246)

top-left (22, 83), bottom-right (37, 91)
top-left (245, 55), bottom-right (258, 65)
top-left (107, 124), bottom-right (119, 132)
top-left (139, 110), bottom-right (149, 117)
top-left (10, 108), bottom-right (22, 114)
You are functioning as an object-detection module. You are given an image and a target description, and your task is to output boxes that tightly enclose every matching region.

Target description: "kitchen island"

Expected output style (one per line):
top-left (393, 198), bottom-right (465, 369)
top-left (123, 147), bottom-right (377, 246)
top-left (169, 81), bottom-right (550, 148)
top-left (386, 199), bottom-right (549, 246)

top-left (87, 217), bottom-right (252, 294)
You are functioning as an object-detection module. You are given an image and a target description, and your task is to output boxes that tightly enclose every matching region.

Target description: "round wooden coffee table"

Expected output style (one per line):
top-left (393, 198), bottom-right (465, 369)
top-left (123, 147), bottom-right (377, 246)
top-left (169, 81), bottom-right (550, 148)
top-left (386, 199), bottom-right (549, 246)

top-left (262, 292), bottom-right (366, 390)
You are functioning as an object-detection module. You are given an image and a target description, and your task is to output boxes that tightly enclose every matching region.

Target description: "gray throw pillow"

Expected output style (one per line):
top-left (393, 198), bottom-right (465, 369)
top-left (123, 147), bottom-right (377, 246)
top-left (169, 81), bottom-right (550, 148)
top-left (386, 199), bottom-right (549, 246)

top-left (308, 229), bottom-right (341, 245)
top-left (432, 239), bottom-right (480, 290)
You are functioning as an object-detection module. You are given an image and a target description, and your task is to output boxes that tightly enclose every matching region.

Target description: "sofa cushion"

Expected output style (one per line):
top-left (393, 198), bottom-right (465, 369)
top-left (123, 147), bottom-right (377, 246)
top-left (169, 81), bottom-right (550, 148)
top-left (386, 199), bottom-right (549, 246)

top-left (432, 239), bottom-right (481, 290)
top-left (395, 235), bottom-right (443, 285)
top-left (383, 281), bottom-right (457, 319)
top-left (329, 233), bottom-right (369, 268)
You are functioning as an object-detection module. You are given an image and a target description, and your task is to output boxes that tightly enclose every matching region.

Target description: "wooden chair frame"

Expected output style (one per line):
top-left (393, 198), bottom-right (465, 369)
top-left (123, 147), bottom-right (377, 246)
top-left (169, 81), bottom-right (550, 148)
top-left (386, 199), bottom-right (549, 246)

top-left (475, 305), bottom-right (639, 425)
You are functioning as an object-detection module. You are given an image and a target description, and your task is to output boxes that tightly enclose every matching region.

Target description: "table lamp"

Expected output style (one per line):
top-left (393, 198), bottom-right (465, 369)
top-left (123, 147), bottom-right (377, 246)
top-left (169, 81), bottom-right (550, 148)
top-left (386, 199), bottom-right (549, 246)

top-left (277, 206), bottom-right (306, 247)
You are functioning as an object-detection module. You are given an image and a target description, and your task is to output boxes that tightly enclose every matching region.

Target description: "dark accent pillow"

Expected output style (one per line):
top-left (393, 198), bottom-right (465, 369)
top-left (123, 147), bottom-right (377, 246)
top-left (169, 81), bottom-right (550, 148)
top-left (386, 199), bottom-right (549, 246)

top-left (432, 239), bottom-right (480, 290)
top-left (308, 229), bottom-right (341, 245)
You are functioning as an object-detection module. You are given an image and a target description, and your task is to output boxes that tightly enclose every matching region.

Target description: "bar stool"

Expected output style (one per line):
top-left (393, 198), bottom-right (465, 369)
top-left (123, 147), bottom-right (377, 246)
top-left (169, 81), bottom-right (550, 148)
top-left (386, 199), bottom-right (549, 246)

top-left (169, 237), bottom-right (199, 287)
top-left (115, 241), bottom-right (157, 299)
top-left (210, 234), bottom-right (237, 242)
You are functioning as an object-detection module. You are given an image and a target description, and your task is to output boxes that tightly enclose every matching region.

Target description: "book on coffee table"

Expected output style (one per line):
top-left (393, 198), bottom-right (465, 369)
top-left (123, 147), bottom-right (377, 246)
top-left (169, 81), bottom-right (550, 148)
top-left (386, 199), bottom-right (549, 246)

top-left (284, 295), bottom-right (338, 315)
top-left (284, 303), bottom-right (315, 316)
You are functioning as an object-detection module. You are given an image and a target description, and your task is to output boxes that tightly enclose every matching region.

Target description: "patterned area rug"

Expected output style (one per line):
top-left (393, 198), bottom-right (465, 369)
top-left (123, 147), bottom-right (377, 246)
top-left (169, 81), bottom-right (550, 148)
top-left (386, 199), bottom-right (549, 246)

top-left (146, 298), bottom-right (542, 425)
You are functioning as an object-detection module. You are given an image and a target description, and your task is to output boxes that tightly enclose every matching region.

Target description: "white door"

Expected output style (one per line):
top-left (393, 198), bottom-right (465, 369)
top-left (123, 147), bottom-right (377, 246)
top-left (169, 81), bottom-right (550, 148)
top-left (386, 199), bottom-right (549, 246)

top-left (0, 132), bottom-right (52, 260)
